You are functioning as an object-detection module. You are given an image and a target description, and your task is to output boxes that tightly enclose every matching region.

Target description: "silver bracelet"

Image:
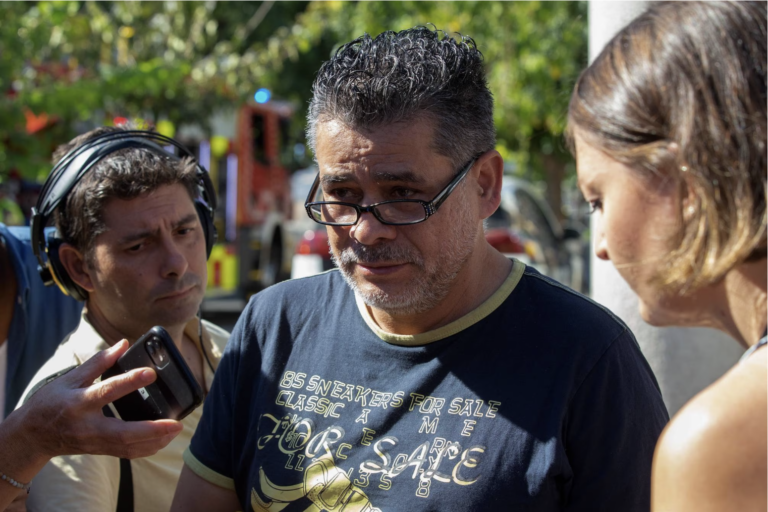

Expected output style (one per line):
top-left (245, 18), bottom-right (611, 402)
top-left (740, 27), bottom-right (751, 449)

top-left (0, 471), bottom-right (31, 493)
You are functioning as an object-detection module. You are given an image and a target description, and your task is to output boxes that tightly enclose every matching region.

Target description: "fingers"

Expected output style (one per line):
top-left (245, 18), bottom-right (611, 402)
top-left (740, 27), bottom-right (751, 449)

top-left (63, 339), bottom-right (131, 388)
top-left (85, 366), bottom-right (158, 407)
top-left (111, 430), bottom-right (182, 460)
top-left (87, 419), bottom-right (183, 459)
top-left (112, 419), bottom-right (183, 445)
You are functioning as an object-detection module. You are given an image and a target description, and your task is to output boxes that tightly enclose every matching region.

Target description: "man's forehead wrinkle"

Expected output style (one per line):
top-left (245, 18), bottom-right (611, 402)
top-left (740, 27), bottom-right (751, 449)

top-left (320, 164), bottom-right (424, 185)
top-left (318, 159), bottom-right (365, 184)
top-left (113, 211), bottom-right (198, 244)
top-left (174, 212), bottom-right (199, 228)
top-left (118, 227), bottom-right (155, 244)
top-left (319, 117), bottom-right (429, 155)
top-left (316, 116), bottom-right (448, 185)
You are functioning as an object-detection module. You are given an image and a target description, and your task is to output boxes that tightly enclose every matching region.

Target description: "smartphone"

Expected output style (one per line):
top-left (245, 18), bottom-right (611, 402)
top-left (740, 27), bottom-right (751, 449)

top-left (102, 326), bottom-right (204, 422)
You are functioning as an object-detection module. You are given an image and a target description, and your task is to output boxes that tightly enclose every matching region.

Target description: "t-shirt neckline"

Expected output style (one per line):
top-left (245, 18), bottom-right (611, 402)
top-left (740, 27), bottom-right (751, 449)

top-left (355, 258), bottom-right (525, 346)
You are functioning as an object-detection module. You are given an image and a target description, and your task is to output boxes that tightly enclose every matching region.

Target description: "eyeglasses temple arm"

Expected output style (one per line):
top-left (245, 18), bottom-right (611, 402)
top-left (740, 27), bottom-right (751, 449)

top-left (428, 158), bottom-right (477, 212)
top-left (305, 173), bottom-right (321, 206)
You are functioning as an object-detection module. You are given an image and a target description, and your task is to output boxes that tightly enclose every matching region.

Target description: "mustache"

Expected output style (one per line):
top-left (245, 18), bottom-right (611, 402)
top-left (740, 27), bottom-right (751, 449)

top-left (333, 242), bottom-right (422, 267)
top-left (151, 273), bottom-right (202, 299)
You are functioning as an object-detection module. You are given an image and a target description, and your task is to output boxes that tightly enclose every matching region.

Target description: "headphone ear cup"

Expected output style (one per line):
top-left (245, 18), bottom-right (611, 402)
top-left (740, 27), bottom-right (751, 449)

top-left (46, 236), bottom-right (88, 302)
top-left (195, 200), bottom-right (216, 259)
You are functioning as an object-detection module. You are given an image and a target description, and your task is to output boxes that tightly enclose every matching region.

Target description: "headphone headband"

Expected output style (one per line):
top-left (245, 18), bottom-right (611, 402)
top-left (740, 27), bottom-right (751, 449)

top-left (36, 130), bottom-right (216, 217)
top-left (31, 129), bottom-right (218, 300)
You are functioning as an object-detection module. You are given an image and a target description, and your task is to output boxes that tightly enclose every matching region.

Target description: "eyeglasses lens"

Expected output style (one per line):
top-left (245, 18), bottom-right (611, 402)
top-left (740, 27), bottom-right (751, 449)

top-left (309, 203), bottom-right (356, 224)
top-left (309, 202), bottom-right (426, 225)
top-left (375, 202), bottom-right (425, 224)
top-left (319, 204), bottom-right (358, 224)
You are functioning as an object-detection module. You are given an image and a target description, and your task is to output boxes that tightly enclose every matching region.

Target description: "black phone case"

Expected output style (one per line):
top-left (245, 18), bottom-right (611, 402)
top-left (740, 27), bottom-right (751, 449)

top-left (102, 326), bottom-right (204, 422)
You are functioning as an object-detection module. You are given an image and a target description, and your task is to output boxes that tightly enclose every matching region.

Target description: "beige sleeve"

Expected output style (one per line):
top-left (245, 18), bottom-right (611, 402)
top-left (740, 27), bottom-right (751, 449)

top-left (26, 453), bottom-right (120, 512)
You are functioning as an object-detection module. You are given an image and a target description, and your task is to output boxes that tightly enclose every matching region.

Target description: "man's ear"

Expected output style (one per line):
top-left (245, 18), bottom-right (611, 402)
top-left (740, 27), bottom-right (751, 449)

top-left (472, 150), bottom-right (504, 220)
top-left (58, 243), bottom-right (96, 293)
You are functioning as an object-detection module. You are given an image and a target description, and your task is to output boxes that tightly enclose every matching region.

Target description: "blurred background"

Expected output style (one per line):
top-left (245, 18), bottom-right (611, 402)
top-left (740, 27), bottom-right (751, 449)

top-left (0, 1), bottom-right (590, 314)
top-left (2, 0), bottom-right (744, 417)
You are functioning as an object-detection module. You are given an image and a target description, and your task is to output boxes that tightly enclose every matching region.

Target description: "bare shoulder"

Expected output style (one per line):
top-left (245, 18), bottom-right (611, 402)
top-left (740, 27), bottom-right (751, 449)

top-left (652, 351), bottom-right (767, 512)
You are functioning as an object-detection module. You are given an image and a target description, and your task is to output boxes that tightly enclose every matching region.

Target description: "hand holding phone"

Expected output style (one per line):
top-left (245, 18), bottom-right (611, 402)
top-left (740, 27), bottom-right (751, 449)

top-left (102, 326), bottom-right (204, 422)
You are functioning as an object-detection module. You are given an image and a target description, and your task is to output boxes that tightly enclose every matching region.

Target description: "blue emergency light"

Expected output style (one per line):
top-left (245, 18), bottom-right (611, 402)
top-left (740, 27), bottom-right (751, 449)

top-left (254, 88), bottom-right (271, 104)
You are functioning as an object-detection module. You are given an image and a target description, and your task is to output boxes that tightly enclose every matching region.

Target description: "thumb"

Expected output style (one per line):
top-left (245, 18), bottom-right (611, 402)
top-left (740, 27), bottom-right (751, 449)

top-left (64, 339), bottom-right (131, 388)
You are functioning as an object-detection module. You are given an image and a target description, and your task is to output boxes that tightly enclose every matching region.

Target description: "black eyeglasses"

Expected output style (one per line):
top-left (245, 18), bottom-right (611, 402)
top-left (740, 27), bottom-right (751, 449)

top-left (304, 157), bottom-right (478, 226)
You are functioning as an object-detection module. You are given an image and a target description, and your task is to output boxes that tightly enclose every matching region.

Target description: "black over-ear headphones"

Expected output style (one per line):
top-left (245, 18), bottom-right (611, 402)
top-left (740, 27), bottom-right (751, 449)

top-left (30, 130), bottom-right (218, 301)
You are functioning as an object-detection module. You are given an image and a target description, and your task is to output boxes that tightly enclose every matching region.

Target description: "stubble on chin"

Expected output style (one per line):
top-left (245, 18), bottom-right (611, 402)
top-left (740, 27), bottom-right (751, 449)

top-left (331, 193), bottom-right (478, 317)
top-left (149, 277), bottom-right (205, 327)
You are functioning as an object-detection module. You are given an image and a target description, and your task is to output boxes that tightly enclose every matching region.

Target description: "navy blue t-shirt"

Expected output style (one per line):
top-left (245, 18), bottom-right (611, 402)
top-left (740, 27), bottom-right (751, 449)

top-left (187, 261), bottom-right (668, 511)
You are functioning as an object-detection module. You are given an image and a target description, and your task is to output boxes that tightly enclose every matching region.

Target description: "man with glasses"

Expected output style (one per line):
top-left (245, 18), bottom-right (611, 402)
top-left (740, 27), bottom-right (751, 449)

top-left (173, 27), bottom-right (668, 511)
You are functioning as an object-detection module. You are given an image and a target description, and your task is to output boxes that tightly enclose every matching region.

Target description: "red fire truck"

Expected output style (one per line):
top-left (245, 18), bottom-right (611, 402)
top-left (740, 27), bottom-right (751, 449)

top-left (189, 101), bottom-right (295, 312)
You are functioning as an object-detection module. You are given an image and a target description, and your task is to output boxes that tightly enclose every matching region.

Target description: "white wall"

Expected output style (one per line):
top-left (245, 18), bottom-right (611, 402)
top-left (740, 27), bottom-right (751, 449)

top-left (587, 1), bottom-right (744, 415)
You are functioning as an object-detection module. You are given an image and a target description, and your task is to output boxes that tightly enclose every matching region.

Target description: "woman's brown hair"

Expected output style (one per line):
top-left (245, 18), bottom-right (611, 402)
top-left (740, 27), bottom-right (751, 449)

top-left (567, 1), bottom-right (767, 293)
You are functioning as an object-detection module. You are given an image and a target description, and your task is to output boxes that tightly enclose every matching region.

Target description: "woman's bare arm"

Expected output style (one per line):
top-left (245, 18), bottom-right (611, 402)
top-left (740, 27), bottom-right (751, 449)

top-left (652, 355), bottom-right (767, 512)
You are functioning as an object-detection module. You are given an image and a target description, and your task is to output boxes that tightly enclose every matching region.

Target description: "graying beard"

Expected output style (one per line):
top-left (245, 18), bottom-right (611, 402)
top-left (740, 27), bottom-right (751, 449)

top-left (331, 191), bottom-right (478, 317)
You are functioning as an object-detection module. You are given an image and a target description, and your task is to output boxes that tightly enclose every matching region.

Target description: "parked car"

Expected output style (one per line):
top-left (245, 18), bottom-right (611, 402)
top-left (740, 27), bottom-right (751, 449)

top-left (290, 227), bottom-right (335, 279)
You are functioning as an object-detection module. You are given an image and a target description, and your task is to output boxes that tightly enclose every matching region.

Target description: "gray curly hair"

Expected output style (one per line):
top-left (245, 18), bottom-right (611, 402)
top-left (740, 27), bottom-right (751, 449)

top-left (307, 26), bottom-right (496, 168)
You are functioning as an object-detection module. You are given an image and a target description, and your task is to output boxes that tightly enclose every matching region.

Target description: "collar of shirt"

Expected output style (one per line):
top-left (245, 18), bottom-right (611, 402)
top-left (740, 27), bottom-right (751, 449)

top-left (70, 311), bottom-right (225, 391)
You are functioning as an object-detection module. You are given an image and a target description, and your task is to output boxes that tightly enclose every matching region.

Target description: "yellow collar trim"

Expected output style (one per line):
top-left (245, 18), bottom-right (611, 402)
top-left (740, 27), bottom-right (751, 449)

top-left (355, 258), bottom-right (525, 346)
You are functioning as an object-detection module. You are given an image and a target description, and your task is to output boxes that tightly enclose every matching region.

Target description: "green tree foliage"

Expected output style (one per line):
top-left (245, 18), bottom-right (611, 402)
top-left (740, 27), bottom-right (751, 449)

top-left (1, 1), bottom-right (312, 180)
top-left (1, 1), bottom-right (587, 215)
top-left (0, 3), bottom-right (64, 181)
top-left (209, 1), bottom-right (588, 215)
top-left (238, 1), bottom-right (588, 215)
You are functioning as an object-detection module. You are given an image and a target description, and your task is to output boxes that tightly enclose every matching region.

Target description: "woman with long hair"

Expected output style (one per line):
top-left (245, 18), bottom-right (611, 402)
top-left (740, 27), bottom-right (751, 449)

top-left (567, 2), bottom-right (766, 510)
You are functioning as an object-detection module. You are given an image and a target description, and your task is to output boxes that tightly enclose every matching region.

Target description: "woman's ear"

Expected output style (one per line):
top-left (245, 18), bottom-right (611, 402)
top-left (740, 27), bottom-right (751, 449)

top-left (58, 243), bottom-right (96, 293)
top-left (678, 164), bottom-right (700, 223)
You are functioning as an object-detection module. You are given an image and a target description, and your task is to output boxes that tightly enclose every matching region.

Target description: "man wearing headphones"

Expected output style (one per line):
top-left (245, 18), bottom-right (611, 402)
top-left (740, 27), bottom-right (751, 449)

top-left (17, 126), bottom-right (229, 512)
